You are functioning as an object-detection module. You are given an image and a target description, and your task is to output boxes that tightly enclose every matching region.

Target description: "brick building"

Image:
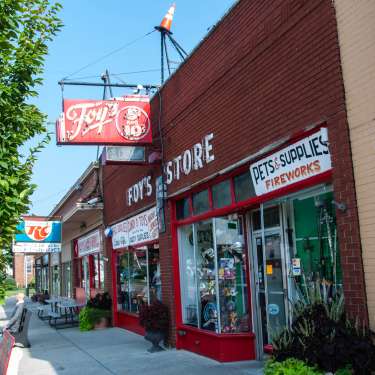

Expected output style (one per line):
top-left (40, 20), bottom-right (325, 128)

top-left (102, 0), bottom-right (368, 362)
top-left (13, 253), bottom-right (35, 288)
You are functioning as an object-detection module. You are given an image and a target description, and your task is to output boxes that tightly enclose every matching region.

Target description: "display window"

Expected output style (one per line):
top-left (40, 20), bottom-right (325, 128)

top-left (51, 265), bottom-right (60, 296)
top-left (178, 216), bottom-right (250, 334)
top-left (62, 262), bottom-right (72, 297)
top-left (116, 246), bottom-right (161, 314)
top-left (75, 253), bottom-right (105, 296)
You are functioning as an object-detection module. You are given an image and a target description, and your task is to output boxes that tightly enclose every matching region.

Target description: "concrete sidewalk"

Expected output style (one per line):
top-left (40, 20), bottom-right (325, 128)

top-left (1, 298), bottom-right (263, 375)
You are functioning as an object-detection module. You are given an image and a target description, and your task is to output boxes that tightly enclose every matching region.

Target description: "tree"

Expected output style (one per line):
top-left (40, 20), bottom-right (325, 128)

top-left (0, 0), bottom-right (62, 254)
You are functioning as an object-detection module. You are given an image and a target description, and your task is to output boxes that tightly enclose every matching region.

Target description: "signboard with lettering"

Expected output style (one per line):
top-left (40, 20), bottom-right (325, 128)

top-left (250, 128), bottom-right (331, 196)
top-left (56, 95), bottom-right (152, 145)
top-left (77, 229), bottom-right (102, 257)
top-left (112, 207), bottom-right (159, 249)
top-left (14, 218), bottom-right (62, 253)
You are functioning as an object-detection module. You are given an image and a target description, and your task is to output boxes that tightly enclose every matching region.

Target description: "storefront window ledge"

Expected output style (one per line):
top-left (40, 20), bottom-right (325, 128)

top-left (177, 324), bottom-right (255, 338)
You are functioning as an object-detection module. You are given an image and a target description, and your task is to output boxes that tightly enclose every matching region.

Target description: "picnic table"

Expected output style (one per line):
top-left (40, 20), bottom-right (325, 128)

top-left (38, 297), bottom-right (85, 329)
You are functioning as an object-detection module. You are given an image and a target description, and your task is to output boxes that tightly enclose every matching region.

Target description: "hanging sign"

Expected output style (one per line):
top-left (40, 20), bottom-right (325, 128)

top-left (250, 128), bottom-right (331, 196)
top-left (56, 95), bottom-right (152, 145)
top-left (112, 206), bottom-right (159, 249)
top-left (77, 229), bottom-right (102, 257)
top-left (102, 146), bottom-right (146, 164)
top-left (13, 218), bottom-right (62, 253)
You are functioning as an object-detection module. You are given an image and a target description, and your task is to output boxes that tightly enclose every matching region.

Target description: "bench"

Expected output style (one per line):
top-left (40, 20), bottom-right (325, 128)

top-left (37, 305), bottom-right (51, 320)
top-left (47, 311), bottom-right (62, 327)
top-left (11, 308), bottom-right (31, 348)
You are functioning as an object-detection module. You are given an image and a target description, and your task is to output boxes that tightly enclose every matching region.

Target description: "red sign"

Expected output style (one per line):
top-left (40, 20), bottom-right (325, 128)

top-left (56, 95), bottom-right (152, 145)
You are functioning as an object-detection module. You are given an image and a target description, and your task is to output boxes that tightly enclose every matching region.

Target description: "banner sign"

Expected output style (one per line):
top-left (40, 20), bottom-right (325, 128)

top-left (112, 206), bottom-right (159, 249)
top-left (14, 218), bottom-right (62, 253)
top-left (250, 128), bottom-right (331, 196)
top-left (56, 95), bottom-right (152, 145)
top-left (77, 229), bottom-right (102, 257)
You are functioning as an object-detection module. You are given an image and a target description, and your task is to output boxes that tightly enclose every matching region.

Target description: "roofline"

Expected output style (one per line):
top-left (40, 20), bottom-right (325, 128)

top-left (49, 161), bottom-right (99, 217)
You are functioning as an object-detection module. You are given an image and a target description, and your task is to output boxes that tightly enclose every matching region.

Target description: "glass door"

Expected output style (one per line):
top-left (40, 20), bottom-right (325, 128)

top-left (250, 205), bottom-right (288, 354)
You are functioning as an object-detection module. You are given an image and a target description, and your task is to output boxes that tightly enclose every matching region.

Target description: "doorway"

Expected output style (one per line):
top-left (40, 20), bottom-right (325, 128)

top-left (250, 205), bottom-right (289, 356)
top-left (248, 186), bottom-right (342, 358)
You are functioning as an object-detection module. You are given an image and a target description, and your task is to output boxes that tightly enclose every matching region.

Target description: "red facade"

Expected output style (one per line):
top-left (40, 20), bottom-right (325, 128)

top-left (102, 0), bottom-right (368, 362)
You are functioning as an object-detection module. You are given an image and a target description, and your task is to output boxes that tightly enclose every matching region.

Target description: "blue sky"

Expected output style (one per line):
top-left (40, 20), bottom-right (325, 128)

top-left (29, 0), bottom-right (236, 215)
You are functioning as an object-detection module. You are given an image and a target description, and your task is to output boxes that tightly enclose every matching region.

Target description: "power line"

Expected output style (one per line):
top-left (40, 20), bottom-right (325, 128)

top-left (62, 29), bottom-right (156, 80)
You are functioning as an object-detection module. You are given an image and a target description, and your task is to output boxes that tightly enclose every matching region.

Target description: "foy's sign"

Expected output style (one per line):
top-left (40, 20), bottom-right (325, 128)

top-left (250, 128), bottom-right (331, 196)
top-left (56, 95), bottom-right (152, 145)
top-left (127, 176), bottom-right (153, 206)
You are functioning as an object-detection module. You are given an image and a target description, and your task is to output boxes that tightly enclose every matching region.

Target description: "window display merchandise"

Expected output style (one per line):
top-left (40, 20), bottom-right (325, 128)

top-left (117, 246), bottom-right (161, 314)
top-left (179, 216), bottom-right (250, 334)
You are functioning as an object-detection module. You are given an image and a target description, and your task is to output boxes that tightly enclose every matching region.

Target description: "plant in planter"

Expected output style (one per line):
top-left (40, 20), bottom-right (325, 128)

top-left (271, 282), bottom-right (375, 374)
top-left (79, 292), bottom-right (112, 331)
top-left (139, 300), bottom-right (169, 353)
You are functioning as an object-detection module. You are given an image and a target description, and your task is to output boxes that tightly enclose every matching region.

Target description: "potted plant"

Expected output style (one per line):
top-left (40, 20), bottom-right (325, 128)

top-left (79, 292), bottom-right (112, 331)
top-left (139, 300), bottom-right (169, 352)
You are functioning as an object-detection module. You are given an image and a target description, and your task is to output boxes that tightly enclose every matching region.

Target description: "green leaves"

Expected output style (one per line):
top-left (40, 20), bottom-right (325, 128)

top-left (0, 0), bottom-right (62, 252)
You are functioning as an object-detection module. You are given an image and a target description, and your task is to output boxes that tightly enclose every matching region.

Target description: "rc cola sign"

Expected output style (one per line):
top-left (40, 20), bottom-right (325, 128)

top-left (56, 95), bottom-right (152, 145)
top-left (14, 217), bottom-right (62, 253)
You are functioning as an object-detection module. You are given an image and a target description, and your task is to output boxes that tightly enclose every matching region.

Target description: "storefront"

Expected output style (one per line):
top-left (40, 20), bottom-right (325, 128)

top-left (74, 228), bottom-right (105, 300)
top-left (169, 127), bottom-right (343, 360)
top-left (101, 0), bottom-right (367, 363)
top-left (110, 206), bottom-right (160, 334)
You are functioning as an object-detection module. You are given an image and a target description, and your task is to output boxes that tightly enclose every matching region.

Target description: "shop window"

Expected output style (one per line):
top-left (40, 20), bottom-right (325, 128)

top-left (62, 262), bottom-right (72, 298)
top-left (252, 206), bottom-right (280, 231)
top-left (178, 216), bottom-right (250, 334)
top-left (52, 265), bottom-right (60, 296)
top-left (192, 189), bottom-right (209, 215)
top-left (117, 247), bottom-right (161, 314)
top-left (212, 180), bottom-right (231, 209)
top-left (176, 198), bottom-right (190, 220)
top-left (99, 256), bottom-right (105, 290)
top-left (93, 254), bottom-right (100, 289)
top-left (234, 171), bottom-right (255, 202)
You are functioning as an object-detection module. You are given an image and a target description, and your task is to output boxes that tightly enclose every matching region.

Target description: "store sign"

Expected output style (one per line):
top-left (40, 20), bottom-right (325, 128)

top-left (14, 218), bottom-right (62, 253)
top-left (165, 133), bottom-right (215, 185)
top-left (77, 230), bottom-right (102, 257)
top-left (112, 206), bottom-right (158, 249)
top-left (56, 95), bottom-right (152, 145)
top-left (250, 128), bottom-right (331, 196)
top-left (127, 176), bottom-right (153, 206)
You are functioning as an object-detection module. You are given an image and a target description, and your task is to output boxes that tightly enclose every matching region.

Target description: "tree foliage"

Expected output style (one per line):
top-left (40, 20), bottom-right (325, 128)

top-left (0, 0), bottom-right (62, 256)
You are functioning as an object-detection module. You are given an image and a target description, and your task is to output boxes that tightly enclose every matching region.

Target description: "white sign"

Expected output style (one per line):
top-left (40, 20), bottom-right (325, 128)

top-left (112, 206), bottom-right (159, 249)
top-left (165, 133), bottom-right (215, 185)
top-left (78, 229), bottom-right (102, 257)
top-left (13, 242), bottom-right (61, 253)
top-left (250, 129), bottom-right (331, 196)
top-left (127, 176), bottom-right (152, 206)
top-left (292, 258), bottom-right (301, 276)
top-left (104, 146), bottom-right (145, 163)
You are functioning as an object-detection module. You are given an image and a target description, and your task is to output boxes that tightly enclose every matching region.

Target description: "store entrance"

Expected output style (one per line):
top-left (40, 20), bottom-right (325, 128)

top-left (250, 205), bottom-right (289, 355)
top-left (249, 186), bottom-right (342, 358)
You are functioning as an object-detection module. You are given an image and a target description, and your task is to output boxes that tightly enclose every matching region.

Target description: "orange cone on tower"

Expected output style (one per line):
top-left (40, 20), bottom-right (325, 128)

top-left (159, 3), bottom-right (176, 33)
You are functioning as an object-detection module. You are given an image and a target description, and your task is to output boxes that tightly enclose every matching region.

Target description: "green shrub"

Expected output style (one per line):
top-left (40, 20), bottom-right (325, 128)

top-left (79, 307), bottom-right (111, 332)
top-left (0, 285), bottom-right (5, 301)
top-left (335, 366), bottom-right (353, 375)
top-left (264, 358), bottom-right (322, 375)
top-left (4, 277), bottom-right (16, 290)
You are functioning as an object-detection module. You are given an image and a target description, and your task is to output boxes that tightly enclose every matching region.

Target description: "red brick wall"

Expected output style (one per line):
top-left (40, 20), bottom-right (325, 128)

top-left (13, 254), bottom-right (35, 288)
top-left (103, 0), bottom-right (368, 338)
